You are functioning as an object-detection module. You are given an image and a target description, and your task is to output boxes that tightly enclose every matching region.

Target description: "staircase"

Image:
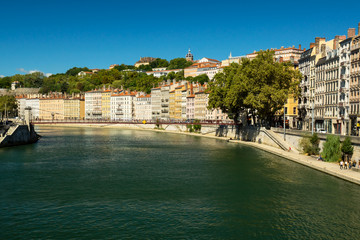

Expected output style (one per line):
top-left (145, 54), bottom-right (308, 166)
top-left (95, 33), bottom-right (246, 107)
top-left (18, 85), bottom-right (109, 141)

top-left (262, 128), bottom-right (299, 153)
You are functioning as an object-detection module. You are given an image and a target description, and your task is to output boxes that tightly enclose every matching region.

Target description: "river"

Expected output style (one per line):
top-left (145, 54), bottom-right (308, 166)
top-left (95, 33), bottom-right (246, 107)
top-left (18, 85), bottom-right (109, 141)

top-left (1, 126), bottom-right (360, 239)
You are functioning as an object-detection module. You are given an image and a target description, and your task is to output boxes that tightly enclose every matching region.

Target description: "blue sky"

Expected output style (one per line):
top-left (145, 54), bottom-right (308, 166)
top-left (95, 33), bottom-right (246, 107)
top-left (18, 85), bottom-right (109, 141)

top-left (1, 0), bottom-right (359, 77)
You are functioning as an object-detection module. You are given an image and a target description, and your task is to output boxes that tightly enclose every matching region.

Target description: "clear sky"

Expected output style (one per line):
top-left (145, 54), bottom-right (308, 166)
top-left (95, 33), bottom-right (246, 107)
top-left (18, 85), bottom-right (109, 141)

top-left (1, 0), bottom-right (359, 77)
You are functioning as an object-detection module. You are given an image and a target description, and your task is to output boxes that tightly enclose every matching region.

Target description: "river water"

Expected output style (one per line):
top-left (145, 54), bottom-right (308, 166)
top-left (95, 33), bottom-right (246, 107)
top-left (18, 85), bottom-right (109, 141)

top-left (1, 126), bottom-right (360, 239)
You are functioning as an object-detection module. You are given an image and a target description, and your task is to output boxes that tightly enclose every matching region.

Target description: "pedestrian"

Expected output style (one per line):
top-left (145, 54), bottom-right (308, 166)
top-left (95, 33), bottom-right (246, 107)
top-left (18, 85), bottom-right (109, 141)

top-left (340, 160), bottom-right (344, 170)
top-left (349, 159), bottom-right (352, 169)
top-left (344, 161), bottom-right (348, 170)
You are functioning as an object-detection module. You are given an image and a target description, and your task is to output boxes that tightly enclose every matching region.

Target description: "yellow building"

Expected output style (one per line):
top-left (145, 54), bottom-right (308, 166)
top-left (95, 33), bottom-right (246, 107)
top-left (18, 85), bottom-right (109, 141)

top-left (80, 99), bottom-right (85, 120)
top-left (194, 90), bottom-right (207, 120)
top-left (101, 89), bottom-right (112, 120)
top-left (174, 85), bottom-right (185, 119)
top-left (39, 97), bottom-right (65, 120)
top-left (64, 97), bottom-right (84, 120)
top-left (169, 90), bottom-right (176, 119)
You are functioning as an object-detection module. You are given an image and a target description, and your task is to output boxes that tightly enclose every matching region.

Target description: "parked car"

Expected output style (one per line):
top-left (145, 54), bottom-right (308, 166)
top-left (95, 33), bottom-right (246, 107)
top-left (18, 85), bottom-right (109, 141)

top-left (317, 129), bottom-right (327, 133)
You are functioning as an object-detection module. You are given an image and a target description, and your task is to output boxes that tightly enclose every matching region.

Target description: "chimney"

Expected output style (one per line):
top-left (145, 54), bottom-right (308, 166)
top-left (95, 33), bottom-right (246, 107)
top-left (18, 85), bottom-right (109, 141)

top-left (315, 37), bottom-right (321, 54)
top-left (348, 28), bottom-right (356, 38)
top-left (358, 22), bottom-right (360, 36)
top-left (321, 44), bottom-right (326, 57)
top-left (333, 35), bottom-right (340, 50)
top-left (310, 42), bottom-right (315, 48)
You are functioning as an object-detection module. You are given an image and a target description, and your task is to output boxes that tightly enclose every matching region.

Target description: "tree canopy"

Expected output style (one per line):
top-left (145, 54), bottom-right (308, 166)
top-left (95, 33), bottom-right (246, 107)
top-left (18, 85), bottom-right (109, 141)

top-left (167, 58), bottom-right (193, 70)
top-left (0, 95), bottom-right (17, 120)
top-left (65, 67), bottom-right (91, 76)
top-left (208, 50), bottom-right (301, 124)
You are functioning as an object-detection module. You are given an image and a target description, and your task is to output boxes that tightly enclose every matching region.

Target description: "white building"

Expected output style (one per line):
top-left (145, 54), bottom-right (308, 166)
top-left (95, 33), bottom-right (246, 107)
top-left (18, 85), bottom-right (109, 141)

top-left (146, 69), bottom-right (181, 78)
top-left (26, 99), bottom-right (40, 120)
top-left (85, 90), bottom-right (102, 120)
top-left (151, 87), bottom-right (161, 120)
top-left (135, 94), bottom-right (152, 120)
top-left (110, 91), bottom-right (136, 121)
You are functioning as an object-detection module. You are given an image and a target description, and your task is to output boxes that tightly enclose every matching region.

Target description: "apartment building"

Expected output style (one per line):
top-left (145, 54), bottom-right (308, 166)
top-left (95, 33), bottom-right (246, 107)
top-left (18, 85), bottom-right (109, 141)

top-left (85, 89), bottom-right (102, 120)
top-left (110, 91), bottom-right (136, 121)
top-left (350, 24), bottom-right (360, 135)
top-left (135, 94), bottom-right (152, 120)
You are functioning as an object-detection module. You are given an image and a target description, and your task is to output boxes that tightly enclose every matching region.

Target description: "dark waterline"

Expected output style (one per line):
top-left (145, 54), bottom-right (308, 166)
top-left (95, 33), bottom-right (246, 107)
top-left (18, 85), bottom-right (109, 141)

top-left (1, 126), bottom-right (360, 239)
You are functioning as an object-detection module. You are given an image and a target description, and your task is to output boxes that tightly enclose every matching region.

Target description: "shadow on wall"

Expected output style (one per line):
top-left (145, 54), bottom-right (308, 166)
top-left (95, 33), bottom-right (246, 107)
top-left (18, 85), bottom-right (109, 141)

top-left (216, 125), bottom-right (261, 142)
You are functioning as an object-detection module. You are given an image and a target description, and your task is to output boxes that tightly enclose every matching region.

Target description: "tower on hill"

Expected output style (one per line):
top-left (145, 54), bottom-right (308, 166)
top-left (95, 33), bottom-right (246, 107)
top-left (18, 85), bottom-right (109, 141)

top-left (186, 48), bottom-right (194, 62)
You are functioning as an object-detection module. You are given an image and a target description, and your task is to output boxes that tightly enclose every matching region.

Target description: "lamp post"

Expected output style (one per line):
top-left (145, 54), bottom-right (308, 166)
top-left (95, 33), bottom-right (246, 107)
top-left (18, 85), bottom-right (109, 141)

top-left (312, 99), bottom-right (314, 135)
top-left (283, 104), bottom-right (286, 141)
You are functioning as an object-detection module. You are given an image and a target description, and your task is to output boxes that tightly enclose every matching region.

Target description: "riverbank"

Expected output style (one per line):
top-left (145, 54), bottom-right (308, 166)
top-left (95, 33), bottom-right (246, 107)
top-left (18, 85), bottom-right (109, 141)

top-left (35, 123), bottom-right (360, 186)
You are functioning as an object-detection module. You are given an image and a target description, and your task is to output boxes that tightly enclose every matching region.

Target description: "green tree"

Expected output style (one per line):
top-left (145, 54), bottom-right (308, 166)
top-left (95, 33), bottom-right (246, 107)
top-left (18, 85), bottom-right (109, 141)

top-left (341, 136), bottom-right (354, 160)
top-left (299, 133), bottom-right (320, 155)
top-left (150, 58), bottom-right (169, 68)
top-left (167, 58), bottom-right (193, 70)
top-left (0, 76), bottom-right (12, 88)
top-left (167, 72), bottom-right (176, 80)
top-left (0, 95), bottom-right (17, 120)
top-left (208, 50), bottom-right (301, 125)
top-left (24, 72), bottom-right (45, 88)
top-left (65, 67), bottom-right (90, 76)
top-left (322, 135), bottom-right (341, 162)
top-left (193, 74), bottom-right (209, 84)
top-left (114, 64), bottom-right (135, 71)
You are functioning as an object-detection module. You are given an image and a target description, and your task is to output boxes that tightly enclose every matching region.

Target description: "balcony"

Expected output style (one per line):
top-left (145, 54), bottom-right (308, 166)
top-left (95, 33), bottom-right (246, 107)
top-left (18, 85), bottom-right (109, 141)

top-left (161, 103), bottom-right (169, 107)
top-left (351, 43), bottom-right (360, 50)
top-left (302, 92), bottom-right (309, 98)
top-left (161, 109), bottom-right (169, 113)
top-left (340, 74), bottom-right (349, 80)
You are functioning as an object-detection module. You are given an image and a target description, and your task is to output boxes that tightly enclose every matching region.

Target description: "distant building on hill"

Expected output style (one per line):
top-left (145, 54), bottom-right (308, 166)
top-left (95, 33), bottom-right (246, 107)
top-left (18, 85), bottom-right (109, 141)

top-left (186, 49), bottom-right (194, 62)
top-left (134, 57), bottom-right (157, 68)
top-left (184, 57), bottom-right (221, 79)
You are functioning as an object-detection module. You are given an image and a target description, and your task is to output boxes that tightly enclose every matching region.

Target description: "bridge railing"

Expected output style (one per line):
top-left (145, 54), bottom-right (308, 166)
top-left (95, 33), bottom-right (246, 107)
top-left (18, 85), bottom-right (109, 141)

top-left (31, 119), bottom-right (236, 125)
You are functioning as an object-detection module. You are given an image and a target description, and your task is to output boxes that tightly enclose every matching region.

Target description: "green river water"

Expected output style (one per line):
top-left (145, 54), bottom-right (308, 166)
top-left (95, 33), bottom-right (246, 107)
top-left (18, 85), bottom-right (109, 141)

top-left (1, 126), bottom-right (360, 239)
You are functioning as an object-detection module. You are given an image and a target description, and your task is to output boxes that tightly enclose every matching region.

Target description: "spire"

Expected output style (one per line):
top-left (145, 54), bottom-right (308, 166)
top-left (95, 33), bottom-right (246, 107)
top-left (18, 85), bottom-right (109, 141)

top-left (229, 52), bottom-right (232, 58)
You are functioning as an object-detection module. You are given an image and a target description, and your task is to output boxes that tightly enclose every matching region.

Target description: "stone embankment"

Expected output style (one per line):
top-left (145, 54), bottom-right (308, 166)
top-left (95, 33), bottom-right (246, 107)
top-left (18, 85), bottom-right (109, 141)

top-left (0, 124), bottom-right (39, 148)
top-left (34, 122), bottom-right (360, 185)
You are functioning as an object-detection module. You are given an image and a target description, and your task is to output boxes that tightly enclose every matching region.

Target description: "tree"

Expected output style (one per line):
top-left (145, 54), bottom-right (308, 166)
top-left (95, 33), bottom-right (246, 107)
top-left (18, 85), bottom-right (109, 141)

top-left (299, 133), bottom-right (320, 155)
top-left (150, 58), bottom-right (169, 68)
top-left (322, 135), bottom-right (341, 162)
top-left (208, 50), bottom-right (301, 125)
top-left (24, 72), bottom-right (45, 88)
top-left (0, 95), bottom-right (17, 120)
top-left (341, 136), bottom-right (354, 160)
top-left (0, 76), bottom-right (11, 88)
top-left (65, 67), bottom-right (90, 76)
top-left (193, 74), bottom-right (209, 84)
top-left (114, 64), bottom-right (135, 71)
top-left (167, 58), bottom-right (193, 70)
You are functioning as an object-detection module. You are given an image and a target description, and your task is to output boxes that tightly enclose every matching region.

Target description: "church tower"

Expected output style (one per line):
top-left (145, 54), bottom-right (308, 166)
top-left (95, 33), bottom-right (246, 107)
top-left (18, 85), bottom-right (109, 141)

top-left (185, 48), bottom-right (194, 62)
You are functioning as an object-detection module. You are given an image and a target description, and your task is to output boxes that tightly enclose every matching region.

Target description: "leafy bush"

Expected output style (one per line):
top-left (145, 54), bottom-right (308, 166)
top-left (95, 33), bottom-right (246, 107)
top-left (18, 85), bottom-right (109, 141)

top-left (322, 135), bottom-right (341, 162)
top-left (341, 136), bottom-right (354, 160)
top-left (187, 124), bottom-right (194, 132)
top-left (299, 133), bottom-right (320, 155)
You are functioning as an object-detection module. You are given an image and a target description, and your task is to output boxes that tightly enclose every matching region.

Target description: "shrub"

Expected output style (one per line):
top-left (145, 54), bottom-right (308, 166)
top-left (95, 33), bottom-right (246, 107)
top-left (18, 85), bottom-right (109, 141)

top-left (341, 136), bottom-right (354, 160)
top-left (299, 133), bottom-right (320, 155)
top-left (187, 124), bottom-right (194, 132)
top-left (322, 135), bottom-right (341, 162)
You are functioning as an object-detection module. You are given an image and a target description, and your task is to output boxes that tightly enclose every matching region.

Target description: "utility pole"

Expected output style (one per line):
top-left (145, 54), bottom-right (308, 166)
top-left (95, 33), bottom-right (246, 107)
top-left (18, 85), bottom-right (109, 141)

top-left (312, 100), bottom-right (314, 135)
top-left (5, 103), bottom-right (7, 124)
top-left (283, 105), bottom-right (286, 141)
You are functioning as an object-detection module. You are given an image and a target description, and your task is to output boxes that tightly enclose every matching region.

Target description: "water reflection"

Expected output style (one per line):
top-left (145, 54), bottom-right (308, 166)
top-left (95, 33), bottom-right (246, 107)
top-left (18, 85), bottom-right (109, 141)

top-left (1, 126), bottom-right (360, 239)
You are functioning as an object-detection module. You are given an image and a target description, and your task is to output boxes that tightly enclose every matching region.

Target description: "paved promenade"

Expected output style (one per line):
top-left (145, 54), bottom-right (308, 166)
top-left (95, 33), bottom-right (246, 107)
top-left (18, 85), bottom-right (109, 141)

top-left (228, 139), bottom-right (360, 185)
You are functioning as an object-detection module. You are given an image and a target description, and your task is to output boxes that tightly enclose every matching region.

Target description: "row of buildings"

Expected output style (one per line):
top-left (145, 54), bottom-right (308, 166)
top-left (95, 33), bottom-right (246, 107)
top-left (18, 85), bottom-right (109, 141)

top-left (16, 81), bottom-right (229, 122)
top-left (298, 23), bottom-right (360, 136)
